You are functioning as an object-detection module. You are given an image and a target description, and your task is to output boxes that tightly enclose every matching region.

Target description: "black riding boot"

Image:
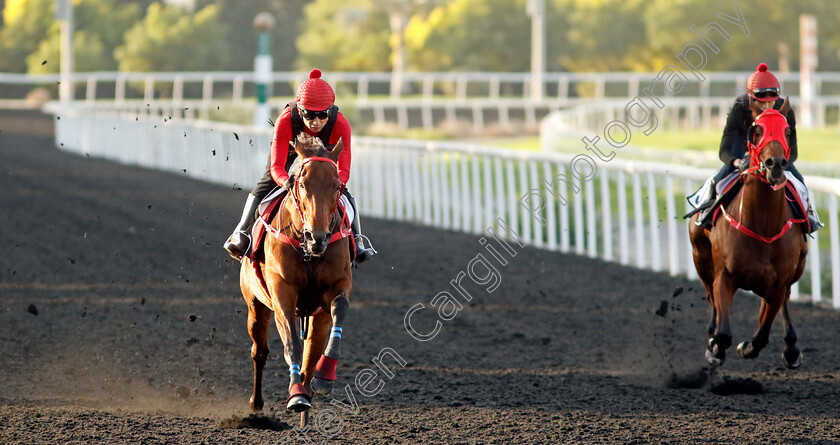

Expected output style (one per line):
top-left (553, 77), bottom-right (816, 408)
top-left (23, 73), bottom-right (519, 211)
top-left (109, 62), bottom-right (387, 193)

top-left (695, 186), bottom-right (718, 230)
top-left (223, 193), bottom-right (261, 259)
top-left (345, 193), bottom-right (376, 264)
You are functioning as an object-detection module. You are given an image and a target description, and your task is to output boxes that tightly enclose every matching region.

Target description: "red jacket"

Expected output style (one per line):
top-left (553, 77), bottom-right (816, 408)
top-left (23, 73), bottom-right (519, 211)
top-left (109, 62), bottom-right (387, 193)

top-left (269, 106), bottom-right (352, 185)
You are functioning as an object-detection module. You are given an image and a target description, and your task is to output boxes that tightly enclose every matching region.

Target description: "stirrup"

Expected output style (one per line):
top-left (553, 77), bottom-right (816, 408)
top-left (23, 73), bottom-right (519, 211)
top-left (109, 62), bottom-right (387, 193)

top-left (354, 234), bottom-right (377, 263)
top-left (224, 230), bottom-right (252, 260)
top-left (691, 199), bottom-right (715, 229)
top-left (808, 215), bottom-right (823, 234)
top-left (695, 209), bottom-right (713, 229)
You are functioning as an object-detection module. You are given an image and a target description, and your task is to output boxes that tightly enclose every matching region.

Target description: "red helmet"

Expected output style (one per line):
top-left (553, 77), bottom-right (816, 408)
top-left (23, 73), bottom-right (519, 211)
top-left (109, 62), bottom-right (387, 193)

top-left (746, 63), bottom-right (780, 102)
top-left (296, 69), bottom-right (335, 111)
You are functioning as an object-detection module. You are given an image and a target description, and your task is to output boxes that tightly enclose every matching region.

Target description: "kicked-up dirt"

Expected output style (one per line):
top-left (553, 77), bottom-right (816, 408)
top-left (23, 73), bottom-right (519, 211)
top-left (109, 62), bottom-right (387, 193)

top-left (1, 111), bottom-right (839, 444)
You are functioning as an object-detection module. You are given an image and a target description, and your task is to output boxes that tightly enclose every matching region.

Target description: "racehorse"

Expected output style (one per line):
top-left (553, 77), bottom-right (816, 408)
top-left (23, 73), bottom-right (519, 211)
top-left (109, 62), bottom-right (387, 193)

top-left (240, 133), bottom-right (352, 421)
top-left (688, 98), bottom-right (807, 369)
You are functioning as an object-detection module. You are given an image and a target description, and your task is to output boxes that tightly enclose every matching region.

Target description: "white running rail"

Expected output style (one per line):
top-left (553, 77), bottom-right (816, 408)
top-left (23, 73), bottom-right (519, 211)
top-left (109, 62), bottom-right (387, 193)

top-left (46, 102), bottom-right (840, 308)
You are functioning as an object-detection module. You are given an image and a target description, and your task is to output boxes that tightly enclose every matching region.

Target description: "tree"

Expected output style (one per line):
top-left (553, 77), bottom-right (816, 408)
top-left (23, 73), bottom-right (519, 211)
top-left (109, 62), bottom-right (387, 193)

top-left (403, 0), bottom-right (569, 72)
top-left (25, 0), bottom-right (143, 74)
top-left (643, 0), bottom-right (840, 72)
top-left (114, 2), bottom-right (230, 72)
top-left (195, 0), bottom-right (307, 71)
top-left (404, 0), bottom-right (526, 71)
top-left (295, 0), bottom-right (391, 72)
top-left (0, 0), bottom-right (54, 72)
top-left (553, 0), bottom-right (651, 72)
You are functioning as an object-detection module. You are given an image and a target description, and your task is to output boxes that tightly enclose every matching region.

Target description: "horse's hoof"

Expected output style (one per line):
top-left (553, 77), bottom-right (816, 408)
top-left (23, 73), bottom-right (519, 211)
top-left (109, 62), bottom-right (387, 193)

top-left (312, 376), bottom-right (334, 395)
top-left (783, 351), bottom-right (803, 369)
top-left (736, 341), bottom-right (750, 358)
top-left (249, 396), bottom-right (263, 412)
top-left (705, 349), bottom-right (723, 367)
top-left (286, 395), bottom-right (311, 412)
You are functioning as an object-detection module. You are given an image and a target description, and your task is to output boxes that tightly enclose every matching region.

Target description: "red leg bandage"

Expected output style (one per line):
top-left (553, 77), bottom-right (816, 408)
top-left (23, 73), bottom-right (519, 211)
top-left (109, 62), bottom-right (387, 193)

top-left (314, 355), bottom-right (338, 381)
top-left (286, 383), bottom-right (311, 403)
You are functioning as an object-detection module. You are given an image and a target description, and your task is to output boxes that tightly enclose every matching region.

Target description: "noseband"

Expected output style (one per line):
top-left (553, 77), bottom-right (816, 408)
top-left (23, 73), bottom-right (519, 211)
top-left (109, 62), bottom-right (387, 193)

top-left (746, 109), bottom-right (790, 189)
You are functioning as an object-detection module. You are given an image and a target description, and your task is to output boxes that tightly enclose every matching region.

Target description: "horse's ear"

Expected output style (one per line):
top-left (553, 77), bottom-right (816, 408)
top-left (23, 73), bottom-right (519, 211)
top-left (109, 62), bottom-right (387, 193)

top-left (292, 139), bottom-right (306, 159)
top-left (747, 124), bottom-right (760, 146)
top-left (780, 96), bottom-right (791, 119)
top-left (329, 137), bottom-right (344, 162)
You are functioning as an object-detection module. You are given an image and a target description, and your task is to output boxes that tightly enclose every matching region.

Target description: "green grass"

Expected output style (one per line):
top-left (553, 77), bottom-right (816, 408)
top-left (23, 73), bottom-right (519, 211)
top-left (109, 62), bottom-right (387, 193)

top-left (637, 128), bottom-right (840, 163)
top-left (634, 130), bottom-right (721, 154)
top-left (481, 128), bottom-right (840, 162)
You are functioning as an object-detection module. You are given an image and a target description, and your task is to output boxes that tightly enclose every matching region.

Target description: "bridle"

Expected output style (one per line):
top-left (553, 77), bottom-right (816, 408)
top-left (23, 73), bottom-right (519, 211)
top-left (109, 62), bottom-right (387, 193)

top-left (283, 156), bottom-right (347, 260)
top-left (745, 109), bottom-right (790, 190)
top-left (720, 108), bottom-right (805, 242)
top-left (290, 156), bottom-right (344, 228)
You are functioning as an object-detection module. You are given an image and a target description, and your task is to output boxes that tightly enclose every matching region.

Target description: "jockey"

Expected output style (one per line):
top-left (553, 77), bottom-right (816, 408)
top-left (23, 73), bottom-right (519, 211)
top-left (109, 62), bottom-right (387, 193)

top-left (691, 63), bottom-right (822, 233)
top-left (224, 69), bottom-right (377, 262)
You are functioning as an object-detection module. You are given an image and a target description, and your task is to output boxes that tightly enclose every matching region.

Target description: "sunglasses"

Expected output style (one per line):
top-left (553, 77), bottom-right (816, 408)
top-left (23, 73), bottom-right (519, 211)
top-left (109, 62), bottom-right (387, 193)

top-left (751, 88), bottom-right (780, 99)
top-left (299, 108), bottom-right (330, 120)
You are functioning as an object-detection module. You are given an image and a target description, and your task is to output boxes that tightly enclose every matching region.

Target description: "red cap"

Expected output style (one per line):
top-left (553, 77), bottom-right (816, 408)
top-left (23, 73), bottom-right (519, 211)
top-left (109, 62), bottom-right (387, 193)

top-left (746, 63), bottom-right (781, 102)
top-left (296, 69), bottom-right (335, 111)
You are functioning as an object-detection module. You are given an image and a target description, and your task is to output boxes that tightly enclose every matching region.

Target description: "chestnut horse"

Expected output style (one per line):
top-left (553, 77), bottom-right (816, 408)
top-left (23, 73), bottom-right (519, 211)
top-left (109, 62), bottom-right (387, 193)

top-left (240, 134), bottom-right (352, 417)
top-left (689, 99), bottom-right (807, 369)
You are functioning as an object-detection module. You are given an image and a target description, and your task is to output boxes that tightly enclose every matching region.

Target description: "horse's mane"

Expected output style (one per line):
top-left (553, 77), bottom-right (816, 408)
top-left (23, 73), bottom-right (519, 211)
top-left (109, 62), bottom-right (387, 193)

top-left (286, 133), bottom-right (330, 185)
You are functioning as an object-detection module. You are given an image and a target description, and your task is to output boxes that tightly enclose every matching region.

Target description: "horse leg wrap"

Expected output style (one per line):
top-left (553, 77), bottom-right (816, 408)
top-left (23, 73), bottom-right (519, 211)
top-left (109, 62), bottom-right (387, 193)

top-left (287, 382), bottom-right (311, 403)
top-left (289, 363), bottom-right (301, 380)
top-left (314, 355), bottom-right (338, 381)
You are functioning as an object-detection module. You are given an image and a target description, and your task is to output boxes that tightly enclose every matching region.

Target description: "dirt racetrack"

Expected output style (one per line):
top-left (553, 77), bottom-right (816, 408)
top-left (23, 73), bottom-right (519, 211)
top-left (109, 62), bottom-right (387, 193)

top-left (1, 111), bottom-right (839, 444)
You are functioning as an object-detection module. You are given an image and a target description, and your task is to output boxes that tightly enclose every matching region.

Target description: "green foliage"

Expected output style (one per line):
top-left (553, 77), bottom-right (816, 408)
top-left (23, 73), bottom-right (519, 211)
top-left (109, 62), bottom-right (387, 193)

top-left (640, 0), bottom-right (840, 72)
top-left (405, 0), bottom-right (527, 71)
top-left (195, 0), bottom-right (307, 71)
top-left (0, 0), bottom-right (54, 72)
top-left (3, 0), bottom-right (840, 75)
top-left (25, 0), bottom-right (142, 74)
top-left (404, 0), bottom-right (570, 72)
top-left (114, 3), bottom-right (230, 72)
top-left (296, 0), bottom-right (391, 71)
top-left (27, 26), bottom-right (108, 74)
top-left (557, 0), bottom-right (650, 72)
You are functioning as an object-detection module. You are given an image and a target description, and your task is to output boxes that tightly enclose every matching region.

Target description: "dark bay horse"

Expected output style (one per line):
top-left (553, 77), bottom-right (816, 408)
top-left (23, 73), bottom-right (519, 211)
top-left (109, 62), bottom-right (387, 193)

top-left (240, 134), bottom-right (352, 417)
top-left (689, 99), bottom-right (807, 369)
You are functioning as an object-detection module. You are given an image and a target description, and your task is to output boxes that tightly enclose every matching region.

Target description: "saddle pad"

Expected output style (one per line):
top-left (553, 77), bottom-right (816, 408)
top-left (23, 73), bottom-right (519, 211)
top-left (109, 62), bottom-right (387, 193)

top-left (248, 188), bottom-right (286, 260)
top-left (686, 171), bottom-right (739, 211)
